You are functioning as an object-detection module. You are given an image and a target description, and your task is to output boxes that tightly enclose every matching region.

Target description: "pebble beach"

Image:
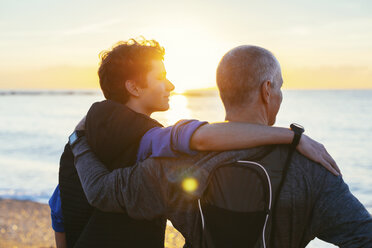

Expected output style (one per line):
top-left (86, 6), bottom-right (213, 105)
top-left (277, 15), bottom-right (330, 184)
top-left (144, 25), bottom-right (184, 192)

top-left (0, 199), bottom-right (185, 248)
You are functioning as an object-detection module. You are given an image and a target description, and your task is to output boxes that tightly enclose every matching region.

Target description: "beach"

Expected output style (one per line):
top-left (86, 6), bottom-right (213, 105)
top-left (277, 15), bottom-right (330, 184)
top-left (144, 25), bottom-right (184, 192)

top-left (0, 199), bottom-right (54, 248)
top-left (0, 199), bottom-right (185, 248)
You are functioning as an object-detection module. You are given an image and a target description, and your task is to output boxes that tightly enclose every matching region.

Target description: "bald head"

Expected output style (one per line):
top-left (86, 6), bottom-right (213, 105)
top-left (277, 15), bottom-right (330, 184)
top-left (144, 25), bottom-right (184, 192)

top-left (216, 45), bottom-right (282, 110)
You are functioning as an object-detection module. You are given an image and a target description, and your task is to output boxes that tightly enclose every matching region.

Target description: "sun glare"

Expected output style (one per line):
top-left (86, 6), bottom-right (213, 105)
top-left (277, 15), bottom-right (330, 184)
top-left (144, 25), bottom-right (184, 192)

top-left (165, 94), bottom-right (191, 125)
top-left (151, 93), bottom-right (192, 126)
top-left (157, 29), bottom-right (225, 93)
top-left (182, 177), bottom-right (198, 193)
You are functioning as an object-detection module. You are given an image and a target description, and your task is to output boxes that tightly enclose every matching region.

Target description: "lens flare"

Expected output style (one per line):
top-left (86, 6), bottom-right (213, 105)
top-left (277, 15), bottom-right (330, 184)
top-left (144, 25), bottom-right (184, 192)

top-left (182, 177), bottom-right (198, 193)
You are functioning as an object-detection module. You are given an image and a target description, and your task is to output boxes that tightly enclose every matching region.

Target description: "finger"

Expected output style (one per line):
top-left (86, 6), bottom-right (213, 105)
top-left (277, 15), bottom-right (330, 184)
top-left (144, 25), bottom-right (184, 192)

top-left (323, 149), bottom-right (342, 176)
top-left (319, 158), bottom-right (340, 176)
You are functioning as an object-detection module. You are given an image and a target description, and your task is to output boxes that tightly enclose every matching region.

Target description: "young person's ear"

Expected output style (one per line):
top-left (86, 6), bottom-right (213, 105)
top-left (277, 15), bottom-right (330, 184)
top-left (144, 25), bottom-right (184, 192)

top-left (261, 80), bottom-right (272, 104)
top-left (125, 80), bottom-right (140, 97)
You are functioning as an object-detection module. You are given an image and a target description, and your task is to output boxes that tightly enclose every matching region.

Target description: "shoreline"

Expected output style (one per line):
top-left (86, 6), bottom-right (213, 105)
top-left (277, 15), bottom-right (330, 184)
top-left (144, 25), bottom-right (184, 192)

top-left (0, 198), bottom-right (185, 248)
top-left (0, 196), bottom-right (371, 248)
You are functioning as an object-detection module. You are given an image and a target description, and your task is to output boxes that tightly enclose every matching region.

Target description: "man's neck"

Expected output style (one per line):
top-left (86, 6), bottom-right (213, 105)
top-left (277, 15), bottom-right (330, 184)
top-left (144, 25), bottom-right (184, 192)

top-left (225, 105), bottom-right (269, 125)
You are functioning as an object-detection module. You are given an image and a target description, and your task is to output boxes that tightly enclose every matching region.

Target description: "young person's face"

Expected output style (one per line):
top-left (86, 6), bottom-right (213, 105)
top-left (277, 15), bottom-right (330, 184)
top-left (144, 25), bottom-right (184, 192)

top-left (139, 59), bottom-right (175, 115)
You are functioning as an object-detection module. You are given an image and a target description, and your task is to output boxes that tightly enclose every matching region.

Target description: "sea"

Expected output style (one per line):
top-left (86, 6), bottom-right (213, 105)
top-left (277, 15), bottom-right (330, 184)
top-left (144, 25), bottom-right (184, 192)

top-left (0, 89), bottom-right (371, 248)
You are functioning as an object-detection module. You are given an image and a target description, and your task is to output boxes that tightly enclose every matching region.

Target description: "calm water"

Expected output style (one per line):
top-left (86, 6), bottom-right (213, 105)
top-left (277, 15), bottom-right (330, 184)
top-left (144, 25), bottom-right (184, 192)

top-left (0, 89), bottom-right (371, 247)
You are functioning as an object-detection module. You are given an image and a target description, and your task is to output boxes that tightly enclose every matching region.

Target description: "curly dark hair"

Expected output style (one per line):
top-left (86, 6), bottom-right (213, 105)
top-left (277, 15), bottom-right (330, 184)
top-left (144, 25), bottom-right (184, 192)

top-left (98, 37), bottom-right (165, 104)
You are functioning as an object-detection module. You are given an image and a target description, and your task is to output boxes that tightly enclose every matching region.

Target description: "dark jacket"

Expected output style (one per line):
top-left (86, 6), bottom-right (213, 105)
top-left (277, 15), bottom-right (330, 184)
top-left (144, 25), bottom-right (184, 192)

top-left (60, 100), bottom-right (165, 248)
top-left (72, 138), bottom-right (372, 248)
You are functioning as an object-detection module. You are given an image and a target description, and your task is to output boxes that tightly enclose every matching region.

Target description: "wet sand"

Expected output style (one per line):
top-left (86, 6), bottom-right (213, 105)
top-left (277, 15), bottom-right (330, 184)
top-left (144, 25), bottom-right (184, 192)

top-left (0, 199), bottom-right (185, 248)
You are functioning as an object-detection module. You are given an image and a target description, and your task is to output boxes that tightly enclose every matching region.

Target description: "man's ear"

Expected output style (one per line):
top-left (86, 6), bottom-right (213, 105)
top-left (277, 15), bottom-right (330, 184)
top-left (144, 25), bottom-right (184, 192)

top-left (125, 80), bottom-right (140, 97)
top-left (261, 80), bottom-right (272, 104)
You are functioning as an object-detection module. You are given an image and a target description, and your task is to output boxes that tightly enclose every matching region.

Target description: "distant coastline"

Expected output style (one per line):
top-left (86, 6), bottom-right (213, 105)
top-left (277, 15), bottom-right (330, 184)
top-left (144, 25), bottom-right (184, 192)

top-left (0, 89), bottom-right (102, 96)
top-left (1, 88), bottom-right (371, 97)
top-left (0, 89), bottom-right (218, 96)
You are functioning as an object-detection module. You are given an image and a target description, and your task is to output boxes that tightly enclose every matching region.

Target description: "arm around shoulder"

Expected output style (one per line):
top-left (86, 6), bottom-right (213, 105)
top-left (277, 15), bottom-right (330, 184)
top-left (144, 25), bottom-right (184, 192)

top-left (71, 137), bottom-right (126, 212)
top-left (190, 122), bottom-right (341, 176)
top-left (190, 122), bottom-right (293, 151)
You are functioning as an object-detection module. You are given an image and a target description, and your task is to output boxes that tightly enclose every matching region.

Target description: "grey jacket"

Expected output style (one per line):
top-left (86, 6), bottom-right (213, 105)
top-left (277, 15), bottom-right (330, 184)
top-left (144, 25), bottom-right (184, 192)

top-left (72, 137), bottom-right (372, 248)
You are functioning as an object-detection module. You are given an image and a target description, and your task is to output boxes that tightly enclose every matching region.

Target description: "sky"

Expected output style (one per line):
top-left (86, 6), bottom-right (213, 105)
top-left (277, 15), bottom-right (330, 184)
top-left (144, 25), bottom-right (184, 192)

top-left (1, 0), bottom-right (372, 91)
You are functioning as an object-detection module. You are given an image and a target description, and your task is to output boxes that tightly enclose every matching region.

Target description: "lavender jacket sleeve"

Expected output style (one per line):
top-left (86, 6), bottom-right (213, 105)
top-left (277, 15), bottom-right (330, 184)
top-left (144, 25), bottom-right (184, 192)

top-left (137, 119), bottom-right (207, 161)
